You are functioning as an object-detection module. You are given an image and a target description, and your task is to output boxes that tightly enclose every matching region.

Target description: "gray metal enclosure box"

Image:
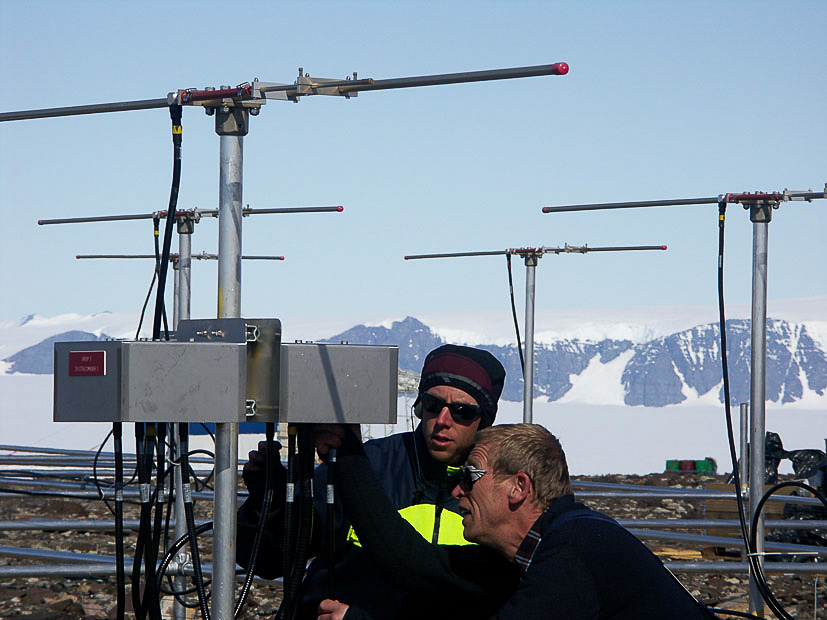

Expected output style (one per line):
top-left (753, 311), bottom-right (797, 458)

top-left (121, 341), bottom-right (246, 422)
top-left (54, 341), bottom-right (247, 423)
top-left (54, 341), bottom-right (122, 423)
top-left (279, 343), bottom-right (398, 424)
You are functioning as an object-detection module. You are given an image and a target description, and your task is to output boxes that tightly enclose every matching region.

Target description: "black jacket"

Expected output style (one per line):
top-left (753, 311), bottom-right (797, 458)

top-left (236, 426), bottom-right (499, 619)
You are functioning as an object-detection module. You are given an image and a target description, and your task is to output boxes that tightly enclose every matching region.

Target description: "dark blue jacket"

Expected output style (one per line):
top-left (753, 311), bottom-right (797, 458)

top-left (236, 426), bottom-right (479, 619)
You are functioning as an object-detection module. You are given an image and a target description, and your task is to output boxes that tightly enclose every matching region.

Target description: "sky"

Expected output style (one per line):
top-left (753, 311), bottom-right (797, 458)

top-left (1, 1), bottom-right (825, 336)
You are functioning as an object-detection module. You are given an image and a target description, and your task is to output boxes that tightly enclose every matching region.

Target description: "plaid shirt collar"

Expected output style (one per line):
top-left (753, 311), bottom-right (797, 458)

top-left (513, 495), bottom-right (577, 576)
top-left (514, 510), bottom-right (547, 575)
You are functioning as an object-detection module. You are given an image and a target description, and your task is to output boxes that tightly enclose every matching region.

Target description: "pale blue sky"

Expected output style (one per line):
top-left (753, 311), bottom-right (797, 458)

top-left (1, 1), bottom-right (825, 331)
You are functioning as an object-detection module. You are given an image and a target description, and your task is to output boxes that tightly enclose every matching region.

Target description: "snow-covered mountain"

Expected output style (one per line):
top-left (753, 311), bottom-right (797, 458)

top-left (3, 313), bottom-right (826, 408)
top-left (1, 310), bottom-right (823, 473)
top-left (323, 316), bottom-right (827, 407)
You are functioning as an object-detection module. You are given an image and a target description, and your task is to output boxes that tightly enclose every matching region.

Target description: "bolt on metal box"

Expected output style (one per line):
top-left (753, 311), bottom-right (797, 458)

top-left (279, 342), bottom-right (398, 424)
top-left (54, 340), bottom-right (247, 423)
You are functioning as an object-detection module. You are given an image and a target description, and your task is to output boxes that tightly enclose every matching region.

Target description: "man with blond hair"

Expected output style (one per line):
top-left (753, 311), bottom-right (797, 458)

top-left (317, 423), bottom-right (717, 619)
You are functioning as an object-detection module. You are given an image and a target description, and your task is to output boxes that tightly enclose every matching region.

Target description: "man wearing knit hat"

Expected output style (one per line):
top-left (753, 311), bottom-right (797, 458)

top-left (236, 344), bottom-right (507, 619)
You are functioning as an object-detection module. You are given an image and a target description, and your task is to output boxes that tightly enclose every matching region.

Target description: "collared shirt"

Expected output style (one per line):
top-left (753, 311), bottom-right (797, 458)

top-left (514, 506), bottom-right (551, 575)
top-left (514, 524), bottom-right (543, 574)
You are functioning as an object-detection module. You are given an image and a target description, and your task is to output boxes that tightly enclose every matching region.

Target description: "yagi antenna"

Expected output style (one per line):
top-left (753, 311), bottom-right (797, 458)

top-left (405, 243), bottom-right (667, 423)
top-left (0, 63), bottom-right (568, 122)
top-left (541, 184), bottom-right (826, 616)
top-left (11, 61), bottom-right (569, 619)
top-left (39, 205), bottom-right (343, 226)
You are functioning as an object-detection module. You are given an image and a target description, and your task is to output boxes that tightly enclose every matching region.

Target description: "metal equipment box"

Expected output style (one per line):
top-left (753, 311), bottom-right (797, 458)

top-left (54, 340), bottom-right (247, 423)
top-left (279, 342), bottom-right (398, 424)
top-left (54, 340), bottom-right (122, 423)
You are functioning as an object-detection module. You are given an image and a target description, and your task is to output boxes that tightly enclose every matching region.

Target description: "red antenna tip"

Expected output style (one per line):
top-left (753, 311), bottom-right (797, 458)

top-left (278, 256), bottom-right (285, 260)
top-left (556, 62), bottom-right (569, 75)
top-left (661, 245), bottom-right (668, 250)
top-left (541, 206), bottom-right (551, 213)
top-left (336, 205), bottom-right (344, 212)
top-left (37, 219), bottom-right (44, 225)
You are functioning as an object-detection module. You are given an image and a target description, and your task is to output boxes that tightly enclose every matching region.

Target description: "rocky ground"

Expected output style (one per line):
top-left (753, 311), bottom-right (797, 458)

top-left (0, 472), bottom-right (824, 619)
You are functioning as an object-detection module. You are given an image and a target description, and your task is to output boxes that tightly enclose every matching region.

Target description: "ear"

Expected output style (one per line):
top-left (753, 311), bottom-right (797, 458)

top-left (507, 472), bottom-right (532, 507)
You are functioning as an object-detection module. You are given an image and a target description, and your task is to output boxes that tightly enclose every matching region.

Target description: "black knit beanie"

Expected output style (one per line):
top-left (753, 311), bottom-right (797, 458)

top-left (417, 344), bottom-right (506, 428)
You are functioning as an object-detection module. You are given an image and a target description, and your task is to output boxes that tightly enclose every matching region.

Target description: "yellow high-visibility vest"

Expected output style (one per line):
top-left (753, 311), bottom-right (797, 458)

top-left (346, 502), bottom-right (473, 547)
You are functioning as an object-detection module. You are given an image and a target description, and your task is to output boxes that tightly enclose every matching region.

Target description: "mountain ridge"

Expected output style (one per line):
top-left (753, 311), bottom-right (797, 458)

top-left (4, 315), bottom-right (825, 408)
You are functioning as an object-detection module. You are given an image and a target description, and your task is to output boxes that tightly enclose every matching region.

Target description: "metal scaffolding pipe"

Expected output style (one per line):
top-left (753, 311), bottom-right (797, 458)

top-left (617, 519), bottom-right (827, 531)
top-left (574, 490), bottom-right (821, 505)
top-left (0, 562), bottom-right (276, 580)
top-left (0, 519), bottom-right (210, 531)
top-left (0, 517), bottom-right (823, 532)
top-left (0, 444), bottom-right (136, 457)
top-left (0, 544), bottom-right (119, 564)
top-left (0, 486), bottom-right (219, 502)
top-left (2, 561), bottom-right (823, 579)
top-left (664, 562), bottom-right (827, 575)
top-left (628, 529), bottom-right (827, 557)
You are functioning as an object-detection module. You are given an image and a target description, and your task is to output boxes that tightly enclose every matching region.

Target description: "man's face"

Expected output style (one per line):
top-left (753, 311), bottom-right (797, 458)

top-left (451, 443), bottom-right (511, 547)
top-left (420, 385), bottom-right (482, 466)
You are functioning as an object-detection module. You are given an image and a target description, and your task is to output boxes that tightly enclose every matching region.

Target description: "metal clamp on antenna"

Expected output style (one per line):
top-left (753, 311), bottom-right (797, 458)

top-left (252, 71), bottom-right (375, 102)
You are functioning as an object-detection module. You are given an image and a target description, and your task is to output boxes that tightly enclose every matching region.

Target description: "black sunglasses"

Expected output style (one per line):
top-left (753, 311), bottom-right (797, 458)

top-left (414, 392), bottom-right (482, 423)
top-left (459, 464), bottom-right (488, 489)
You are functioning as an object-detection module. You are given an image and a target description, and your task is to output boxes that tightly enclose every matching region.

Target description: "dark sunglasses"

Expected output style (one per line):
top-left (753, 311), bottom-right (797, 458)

top-left (459, 464), bottom-right (488, 489)
top-left (414, 392), bottom-right (482, 423)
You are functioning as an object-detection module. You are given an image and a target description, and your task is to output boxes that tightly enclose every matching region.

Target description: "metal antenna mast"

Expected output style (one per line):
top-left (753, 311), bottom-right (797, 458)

top-left (542, 185), bottom-right (826, 616)
top-left (8, 60), bottom-right (569, 620)
top-left (42, 204), bottom-right (328, 619)
top-left (405, 243), bottom-right (667, 423)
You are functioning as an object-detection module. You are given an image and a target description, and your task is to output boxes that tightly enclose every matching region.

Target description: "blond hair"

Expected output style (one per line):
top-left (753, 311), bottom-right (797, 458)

top-left (474, 423), bottom-right (572, 508)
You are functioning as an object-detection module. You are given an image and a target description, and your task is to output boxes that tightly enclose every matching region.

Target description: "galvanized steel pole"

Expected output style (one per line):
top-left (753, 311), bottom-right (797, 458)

top-left (173, 224), bottom-right (192, 620)
top-left (523, 255), bottom-right (538, 423)
top-left (748, 205), bottom-right (770, 617)
top-left (214, 111), bottom-right (245, 619)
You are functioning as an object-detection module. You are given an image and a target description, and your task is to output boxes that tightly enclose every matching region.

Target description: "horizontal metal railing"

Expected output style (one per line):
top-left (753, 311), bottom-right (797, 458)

top-left (1, 444), bottom-right (823, 583)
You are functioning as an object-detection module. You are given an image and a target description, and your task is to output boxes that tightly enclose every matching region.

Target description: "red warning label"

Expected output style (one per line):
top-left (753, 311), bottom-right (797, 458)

top-left (69, 351), bottom-right (106, 377)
